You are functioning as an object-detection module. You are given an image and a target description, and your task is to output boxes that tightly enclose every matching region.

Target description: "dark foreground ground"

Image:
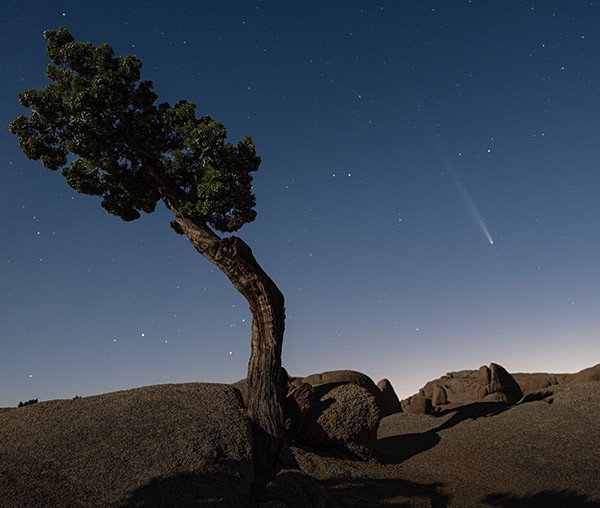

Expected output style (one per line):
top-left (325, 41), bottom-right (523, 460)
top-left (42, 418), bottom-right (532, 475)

top-left (2, 381), bottom-right (599, 507)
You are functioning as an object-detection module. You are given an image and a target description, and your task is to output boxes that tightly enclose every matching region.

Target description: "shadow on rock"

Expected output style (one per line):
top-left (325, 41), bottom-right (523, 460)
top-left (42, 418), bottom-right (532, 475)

top-left (378, 430), bottom-right (440, 465)
top-left (483, 490), bottom-right (600, 508)
top-left (379, 401), bottom-right (508, 465)
top-left (119, 469), bottom-right (248, 508)
top-left (320, 476), bottom-right (450, 508)
top-left (254, 470), bottom-right (344, 508)
top-left (433, 401), bottom-right (509, 431)
top-left (518, 390), bottom-right (553, 404)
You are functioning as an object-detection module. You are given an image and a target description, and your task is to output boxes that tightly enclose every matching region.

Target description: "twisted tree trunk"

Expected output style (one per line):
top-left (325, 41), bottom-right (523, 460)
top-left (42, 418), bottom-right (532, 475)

top-left (170, 209), bottom-right (286, 486)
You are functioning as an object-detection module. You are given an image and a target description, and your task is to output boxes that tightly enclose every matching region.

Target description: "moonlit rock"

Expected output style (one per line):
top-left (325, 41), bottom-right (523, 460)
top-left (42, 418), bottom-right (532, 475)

top-left (0, 384), bottom-right (253, 506)
top-left (296, 383), bottom-right (380, 460)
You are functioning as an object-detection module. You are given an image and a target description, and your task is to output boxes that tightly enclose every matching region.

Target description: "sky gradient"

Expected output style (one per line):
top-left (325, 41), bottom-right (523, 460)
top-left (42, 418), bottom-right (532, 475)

top-left (2, 1), bottom-right (600, 407)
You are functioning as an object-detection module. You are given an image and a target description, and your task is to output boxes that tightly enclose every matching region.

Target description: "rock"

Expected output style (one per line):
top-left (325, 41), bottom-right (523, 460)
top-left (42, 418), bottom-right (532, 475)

top-left (512, 372), bottom-right (566, 395)
top-left (431, 384), bottom-right (448, 406)
top-left (511, 364), bottom-right (600, 395)
top-left (403, 370), bottom-right (479, 411)
top-left (301, 370), bottom-right (381, 398)
top-left (477, 363), bottom-right (523, 405)
top-left (571, 363), bottom-right (600, 383)
top-left (379, 382), bottom-right (600, 507)
top-left (478, 364), bottom-right (491, 385)
top-left (423, 369), bottom-right (481, 406)
top-left (232, 377), bottom-right (249, 407)
top-left (408, 363), bottom-right (600, 412)
top-left (0, 383), bottom-right (252, 508)
top-left (376, 378), bottom-right (402, 417)
top-left (297, 369), bottom-right (387, 417)
top-left (402, 363), bottom-right (524, 411)
top-left (295, 383), bottom-right (380, 460)
top-left (258, 469), bottom-right (344, 507)
top-left (401, 394), bottom-right (432, 414)
top-left (285, 382), bottom-right (314, 439)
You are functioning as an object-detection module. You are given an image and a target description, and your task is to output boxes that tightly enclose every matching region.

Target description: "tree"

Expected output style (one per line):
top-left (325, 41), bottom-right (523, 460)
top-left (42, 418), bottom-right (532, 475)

top-left (9, 27), bottom-right (286, 484)
top-left (17, 399), bottom-right (39, 408)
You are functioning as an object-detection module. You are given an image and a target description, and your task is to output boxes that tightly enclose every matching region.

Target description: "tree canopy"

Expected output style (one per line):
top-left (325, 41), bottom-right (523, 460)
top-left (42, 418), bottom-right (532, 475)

top-left (9, 27), bottom-right (260, 233)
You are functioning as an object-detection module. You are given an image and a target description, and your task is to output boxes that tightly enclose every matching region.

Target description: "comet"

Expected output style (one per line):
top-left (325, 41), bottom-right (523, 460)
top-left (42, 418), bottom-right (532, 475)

top-left (414, 103), bottom-right (496, 247)
top-left (449, 168), bottom-right (495, 246)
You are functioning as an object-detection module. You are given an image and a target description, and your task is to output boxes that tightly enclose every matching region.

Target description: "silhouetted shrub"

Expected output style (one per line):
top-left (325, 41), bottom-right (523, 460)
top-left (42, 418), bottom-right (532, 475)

top-left (17, 399), bottom-right (38, 408)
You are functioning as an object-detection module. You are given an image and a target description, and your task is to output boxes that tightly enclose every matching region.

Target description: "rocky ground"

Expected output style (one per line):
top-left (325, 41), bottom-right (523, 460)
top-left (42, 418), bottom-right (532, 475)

top-left (0, 384), bottom-right (253, 507)
top-left (257, 381), bottom-right (600, 507)
top-left (1, 371), bottom-right (599, 507)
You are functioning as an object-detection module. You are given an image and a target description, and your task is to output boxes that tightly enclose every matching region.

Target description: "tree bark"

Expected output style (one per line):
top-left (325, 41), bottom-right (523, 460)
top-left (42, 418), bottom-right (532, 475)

top-left (170, 209), bottom-right (286, 486)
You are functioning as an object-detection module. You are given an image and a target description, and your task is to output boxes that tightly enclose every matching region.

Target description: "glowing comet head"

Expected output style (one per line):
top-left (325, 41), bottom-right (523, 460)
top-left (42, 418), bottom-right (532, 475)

top-left (443, 164), bottom-right (496, 247)
top-left (475, 215), bottom-right (495, 246)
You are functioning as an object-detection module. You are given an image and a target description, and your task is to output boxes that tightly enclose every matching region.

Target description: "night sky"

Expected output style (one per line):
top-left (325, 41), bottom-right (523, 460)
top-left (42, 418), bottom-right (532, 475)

top-left (2, 1), bottom-right (599, 407)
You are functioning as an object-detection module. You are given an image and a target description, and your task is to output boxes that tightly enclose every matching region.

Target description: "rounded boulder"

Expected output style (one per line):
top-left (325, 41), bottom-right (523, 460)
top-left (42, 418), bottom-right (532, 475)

top-left (295, 383), bottom-right (380, 460)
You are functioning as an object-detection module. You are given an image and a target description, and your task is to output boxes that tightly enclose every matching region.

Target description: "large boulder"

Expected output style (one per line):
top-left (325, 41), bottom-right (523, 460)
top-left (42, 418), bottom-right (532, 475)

top-left (376, 378), bottom-right (402, 417)
top-left (295, 383), bottom-right (380, 460)
top-left (298, 369), bottom-right (380, 396)
top-left (0, 383), bottom-right (253, 508)
top-left (293, 369), bottom-right (387, 416)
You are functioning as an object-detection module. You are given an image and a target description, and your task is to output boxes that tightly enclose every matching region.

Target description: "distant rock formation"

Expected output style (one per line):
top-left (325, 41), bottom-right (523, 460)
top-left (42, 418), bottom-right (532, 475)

top-left (477, 363), bottom-right (523, 405)
top-left (402, 394), bottom-right (433, 414)
top-left (512, 363), bottom-right (600, 395)
top-left (571, 363), bottom-right (600, 382)
top-left (401, 363), bottom-right (600, 414)
top-left (400, 362), bottom-right (522, 413)
top-left (512, 372), bottom-right (571, 395)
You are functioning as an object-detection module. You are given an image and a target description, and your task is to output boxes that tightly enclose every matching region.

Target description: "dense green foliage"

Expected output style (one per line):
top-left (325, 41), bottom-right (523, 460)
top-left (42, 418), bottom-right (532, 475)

top-left (9, 27), bottom-right (260, 233)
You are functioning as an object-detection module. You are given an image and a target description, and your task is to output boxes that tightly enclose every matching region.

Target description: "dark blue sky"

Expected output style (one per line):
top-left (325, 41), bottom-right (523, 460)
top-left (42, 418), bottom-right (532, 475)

top-left (2, 1), bottom-right (599, 406)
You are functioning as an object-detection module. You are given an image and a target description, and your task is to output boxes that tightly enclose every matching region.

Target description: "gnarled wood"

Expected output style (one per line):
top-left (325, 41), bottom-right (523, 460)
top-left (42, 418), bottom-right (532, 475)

top-left (171, 208), bottom-right (286, 484)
